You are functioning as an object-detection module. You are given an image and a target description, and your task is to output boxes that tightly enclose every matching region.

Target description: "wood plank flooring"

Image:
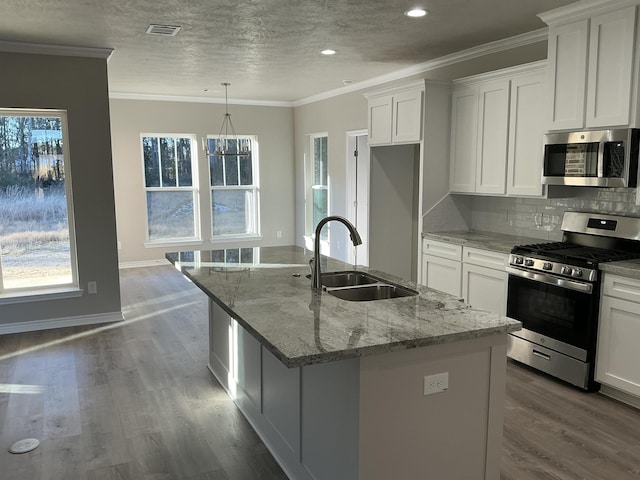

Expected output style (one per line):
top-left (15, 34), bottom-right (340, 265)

top-left (0, 265), bottom-right (639, 479)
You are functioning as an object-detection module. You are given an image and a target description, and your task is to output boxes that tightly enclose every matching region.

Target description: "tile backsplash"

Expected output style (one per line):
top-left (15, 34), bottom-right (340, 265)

top-left (425, 187), bottom-right (640, 241)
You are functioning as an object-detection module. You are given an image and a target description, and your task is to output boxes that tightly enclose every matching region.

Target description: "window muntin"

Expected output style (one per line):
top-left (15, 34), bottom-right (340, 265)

top-left (0, 109), bottom-right (77, 293)
top-left (142, 135), bottom-right (199, 242)
top-left (206, 136), bottom-right (259, 238)
top-left (310, 134), bottom-right (328, 239)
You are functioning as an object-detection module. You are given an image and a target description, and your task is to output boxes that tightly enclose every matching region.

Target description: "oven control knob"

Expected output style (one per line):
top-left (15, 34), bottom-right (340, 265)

top-left (543, 262), bottom-right (553, 270)
top-left (513, 256), bottom-right (524, 265)
top-left (561, 266), bottom-right (573, 275)
top-left (524, 259), bottom-right (534, 267)
top-left (573, 269), bottom-right (583, 278)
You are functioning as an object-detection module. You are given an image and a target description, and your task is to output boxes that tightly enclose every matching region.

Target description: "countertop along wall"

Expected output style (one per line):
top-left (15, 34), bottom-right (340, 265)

top-left (109, 98), bottom-right (295, 265)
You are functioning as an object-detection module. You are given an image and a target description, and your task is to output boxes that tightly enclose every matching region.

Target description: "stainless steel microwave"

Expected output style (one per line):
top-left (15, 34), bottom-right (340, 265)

top-left (542, 129), bottom-right (640, 188)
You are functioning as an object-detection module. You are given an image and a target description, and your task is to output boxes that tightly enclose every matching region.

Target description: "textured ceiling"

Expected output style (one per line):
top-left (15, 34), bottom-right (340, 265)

top-left (0, 0), bottom-right (576, 102)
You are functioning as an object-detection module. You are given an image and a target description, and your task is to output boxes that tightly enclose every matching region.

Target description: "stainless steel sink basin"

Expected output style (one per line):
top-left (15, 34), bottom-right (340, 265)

top-left (326, 283), bottom-right (418, 302)
top-left (306, 270), bottom-right (418, 301)
top-left (319, 271), bottom-right (381, 288)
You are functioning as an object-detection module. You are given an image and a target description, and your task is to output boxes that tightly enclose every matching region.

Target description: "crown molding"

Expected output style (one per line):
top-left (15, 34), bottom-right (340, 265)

top-left (109, 91), bottom-right (293, 108)
top-left (538, 0), bottom-right (640, 25)
top-left (0, 40), bottom-right (113, 59)
top-left (453, 59), bottom-right (547, 86)
top-left (293, 28), bottom-right (548, 107)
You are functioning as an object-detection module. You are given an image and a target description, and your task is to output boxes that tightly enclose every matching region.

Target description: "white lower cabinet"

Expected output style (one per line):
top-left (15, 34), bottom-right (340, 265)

top-left (596, 274), bottom-right (640, 399)
top-left (462, 247), bottom-right (508, 315)
top-left (422, 240), bottom-right (508, 315)
top-left (421, 239), bottom-right (462, 297)
top-left (462, 264), bottom-right (508, 316)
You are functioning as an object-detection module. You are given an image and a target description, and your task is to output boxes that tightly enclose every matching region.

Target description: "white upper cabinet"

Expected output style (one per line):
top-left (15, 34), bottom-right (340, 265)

top-left (507, 72), bottom-right (546, 196)
top-left (365, 81), bottom-right (424, 146)
top-left (449, 62), bottom-right (546, 197)
top-left (542, 2), bottom-right (638, 130)
top-left (476, 80), bottom-right (510, 194)
top-left (449, 87), bottom-right (479, 193)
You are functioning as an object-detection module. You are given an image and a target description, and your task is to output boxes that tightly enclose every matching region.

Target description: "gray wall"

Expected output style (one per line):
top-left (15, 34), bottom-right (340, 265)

top-left (109, 99), bottom-right (295, 264)
top-left (0, 51), bottom-right (121, 327)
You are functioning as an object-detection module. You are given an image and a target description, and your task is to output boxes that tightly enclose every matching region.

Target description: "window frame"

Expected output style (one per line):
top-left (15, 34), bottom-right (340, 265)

top-left (0, 108), bottom-right (79, 298)
top-left (305, 133), bottom-right (330, 248)
top-left (140, 133), bottom-right (201, 247)
top-left (206, 134), bottom-right (260, 242)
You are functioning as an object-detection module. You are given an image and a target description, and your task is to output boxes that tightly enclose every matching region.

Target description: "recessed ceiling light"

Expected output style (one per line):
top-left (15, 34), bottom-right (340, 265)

top-left (321, 49), bottom-right (337, 55)
top-left (404, 7), bottom-right (428, 17)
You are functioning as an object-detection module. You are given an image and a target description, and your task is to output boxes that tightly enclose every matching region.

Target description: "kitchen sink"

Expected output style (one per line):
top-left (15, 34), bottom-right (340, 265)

top-left (318, 271), bottom-right (381, 288)
top-left (326, 283), bottom-right (418, 302)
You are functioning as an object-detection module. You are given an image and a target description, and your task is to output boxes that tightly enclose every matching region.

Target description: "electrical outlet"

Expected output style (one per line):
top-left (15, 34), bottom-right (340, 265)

top-left (423, 372), bottom-right (449, 396)
top-left (276, 230), bottom-right (282, 239)
top-left (87, 281), bottom-right (97, 295)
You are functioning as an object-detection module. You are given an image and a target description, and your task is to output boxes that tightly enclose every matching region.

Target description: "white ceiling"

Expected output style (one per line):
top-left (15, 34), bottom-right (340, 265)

top-left (0, 0), bottom-right (576, 103)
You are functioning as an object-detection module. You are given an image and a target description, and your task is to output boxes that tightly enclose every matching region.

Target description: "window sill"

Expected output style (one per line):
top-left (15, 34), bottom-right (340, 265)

top-left (0, 286), bottom-right (83, 306)
top-left (144, 239), bottom-right (204, 249)
top-left (210, 235), bottom-right (262, 244)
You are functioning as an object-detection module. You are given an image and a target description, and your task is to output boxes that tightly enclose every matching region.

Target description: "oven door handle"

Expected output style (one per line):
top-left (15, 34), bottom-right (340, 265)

top-left (506, 266), bottom-right (593, 294)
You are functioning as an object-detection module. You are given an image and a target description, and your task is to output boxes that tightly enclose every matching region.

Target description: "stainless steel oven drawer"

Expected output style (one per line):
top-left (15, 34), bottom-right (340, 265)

top-left (507, 334), bottom-right (591, 390)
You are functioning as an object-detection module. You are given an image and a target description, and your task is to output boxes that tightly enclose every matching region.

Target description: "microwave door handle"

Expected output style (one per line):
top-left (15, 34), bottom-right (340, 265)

top-left (598, 140), bottom-right (605, 178)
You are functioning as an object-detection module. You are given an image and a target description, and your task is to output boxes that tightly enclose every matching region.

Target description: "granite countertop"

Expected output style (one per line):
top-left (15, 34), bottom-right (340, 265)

top-left (166, 246), bottom-right (521, 368)
top-left (600, 259), bottom-right (640, 280)
top-left (423, 230), bottom-right (546, 255)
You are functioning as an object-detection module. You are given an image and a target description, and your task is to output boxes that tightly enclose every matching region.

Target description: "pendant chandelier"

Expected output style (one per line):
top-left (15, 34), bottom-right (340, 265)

top-left (203, 82), bottom-right (250, 157)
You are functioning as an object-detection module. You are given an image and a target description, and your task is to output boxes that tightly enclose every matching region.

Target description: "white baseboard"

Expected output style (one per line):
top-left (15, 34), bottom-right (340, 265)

top-left (0, 311), bottom-right (124, 335)
top-left (599, 384), bottom-right (640, 410)
top-left (118, 259), bottom-right (171, 269)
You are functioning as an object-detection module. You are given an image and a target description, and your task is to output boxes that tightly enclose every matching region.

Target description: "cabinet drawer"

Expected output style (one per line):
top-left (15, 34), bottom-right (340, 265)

top-left (422, 239), bottom-right (462, 261)
top-left (602, 274), bottom-right (640, 302)
top-left (462, 247), bottom-right (508, 270)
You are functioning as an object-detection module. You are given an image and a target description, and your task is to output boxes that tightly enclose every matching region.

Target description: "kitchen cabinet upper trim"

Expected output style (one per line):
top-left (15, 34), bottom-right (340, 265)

top-left (363, 79), bottom-right (426, 100)
top-left (539, 0), bottom-right (640, 25)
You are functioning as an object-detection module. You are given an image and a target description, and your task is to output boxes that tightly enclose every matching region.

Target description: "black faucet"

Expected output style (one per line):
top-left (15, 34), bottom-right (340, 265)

top-left (311, 216), bottom-right (362, 289)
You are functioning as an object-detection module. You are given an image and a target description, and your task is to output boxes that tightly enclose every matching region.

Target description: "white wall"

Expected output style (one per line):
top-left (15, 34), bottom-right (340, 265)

top-left (109, 99), bottom-right (295, 264)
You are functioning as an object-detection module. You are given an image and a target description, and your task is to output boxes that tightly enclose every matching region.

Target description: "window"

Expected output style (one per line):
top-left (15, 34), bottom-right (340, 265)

top-left (206, 136), bottom-right (259, 238)
top-left (309, 134), bottom-right (328, 239)
top-left (142, 134), bottom-right (199, 243)
top-left (0, 109), bottom-right (77, 293)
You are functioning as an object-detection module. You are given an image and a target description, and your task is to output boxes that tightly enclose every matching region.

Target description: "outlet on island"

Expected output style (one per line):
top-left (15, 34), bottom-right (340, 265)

top-left (423, 372), bottom-right (449, 395)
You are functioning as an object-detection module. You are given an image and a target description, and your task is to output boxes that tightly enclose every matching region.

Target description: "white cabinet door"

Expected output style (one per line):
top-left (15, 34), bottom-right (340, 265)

top-left (596, 294), bottom-right (640, 397)
top-left (423, 254), bottom-right (462, 297)
top-left (585, 6), bottom-right (636, 128)
top-left (507, 73), bottom-right (545, 196)
top-left (547, 20), bottom-right (589, 130)
top-left (475, 80), bottom-right (510, 194)
top-left (450, 87), bottom-right (478, 193)
top-left (392, 88), bottom-right (423, 143)
top-left (368, 95), bottom-right (393, 145)
top-left (462, 263), bottom-right (508, 315)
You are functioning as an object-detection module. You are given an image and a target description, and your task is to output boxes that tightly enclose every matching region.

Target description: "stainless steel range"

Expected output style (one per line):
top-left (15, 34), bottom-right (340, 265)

top-left (506, 211), bottom-right (640, 391)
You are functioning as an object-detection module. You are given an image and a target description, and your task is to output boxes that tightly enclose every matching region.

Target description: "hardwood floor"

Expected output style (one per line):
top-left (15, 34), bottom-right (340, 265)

top-left (0, 265), bottom-right (639, 479)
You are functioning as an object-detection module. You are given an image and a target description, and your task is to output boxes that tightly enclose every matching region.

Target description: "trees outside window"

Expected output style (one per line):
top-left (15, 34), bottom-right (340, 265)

top-left (0, 109), bottom-right (76, 293)
top-left (309, 134), bottom-right (328, 239)
top-left (142, 135), bottom-right (199, 242)
top-left (205, 136), bottom-right (259, 238)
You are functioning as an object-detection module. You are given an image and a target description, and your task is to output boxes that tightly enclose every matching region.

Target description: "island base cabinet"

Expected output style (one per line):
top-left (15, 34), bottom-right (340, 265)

top-left (209, 299), bottom-right (508, 480)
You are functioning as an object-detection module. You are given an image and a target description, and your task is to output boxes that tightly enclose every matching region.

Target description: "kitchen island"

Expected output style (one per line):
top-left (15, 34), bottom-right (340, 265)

top-left (167, 246), bottom-right (521, 480)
